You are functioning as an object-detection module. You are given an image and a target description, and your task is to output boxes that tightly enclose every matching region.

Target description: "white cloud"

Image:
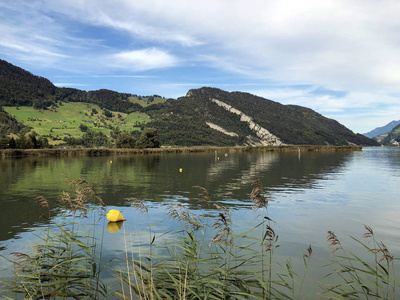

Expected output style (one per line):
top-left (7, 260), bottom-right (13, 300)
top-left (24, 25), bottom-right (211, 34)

top-left (53, 83), bottom-right (90, 88)
top-left (109, 48), bottom-right (179, 71)
top-left (6, 0), bottom-right (400, 91)
top-left (1, 0), bottom-right (400, 131)
top-left (247, 86), bottom-right (400, 133)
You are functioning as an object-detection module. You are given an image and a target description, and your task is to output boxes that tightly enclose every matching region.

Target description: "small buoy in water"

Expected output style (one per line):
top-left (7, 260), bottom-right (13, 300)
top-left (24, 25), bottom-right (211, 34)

top-left (110, 160), bottom-right (112, 164)
top-left (217, 157), bottom-right (220, 160)
top-left (179, 168), bottom-right (183, 172)
top-left (107, 209), bottom-right (126, 222)
top-left (107, 221), bottom-right (124, 233)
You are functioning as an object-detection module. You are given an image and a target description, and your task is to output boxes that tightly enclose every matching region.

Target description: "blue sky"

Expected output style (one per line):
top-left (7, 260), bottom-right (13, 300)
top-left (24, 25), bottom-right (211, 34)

top-left (1, 0), bottom-right (400, 134)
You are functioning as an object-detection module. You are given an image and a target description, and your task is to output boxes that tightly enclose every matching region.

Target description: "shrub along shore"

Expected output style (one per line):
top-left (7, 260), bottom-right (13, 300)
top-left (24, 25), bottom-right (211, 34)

top-left (0, 145), bottom-right (362, 158)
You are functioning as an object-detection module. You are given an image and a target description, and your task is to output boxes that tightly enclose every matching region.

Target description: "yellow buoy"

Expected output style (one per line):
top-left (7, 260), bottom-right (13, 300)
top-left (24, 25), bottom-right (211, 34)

top-left (106, 209), bottom-right (126, 222)
top-left (107, 221), bottom-right (124, 233)
top-left (179, 168), bottom-right (183, 172)
top-left (110, 160), bottom-right (112, 164)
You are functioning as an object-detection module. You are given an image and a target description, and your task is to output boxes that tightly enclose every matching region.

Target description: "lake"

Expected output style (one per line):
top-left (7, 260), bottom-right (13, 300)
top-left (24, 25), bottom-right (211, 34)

top-left (1, 147), bottom-right (400, 298)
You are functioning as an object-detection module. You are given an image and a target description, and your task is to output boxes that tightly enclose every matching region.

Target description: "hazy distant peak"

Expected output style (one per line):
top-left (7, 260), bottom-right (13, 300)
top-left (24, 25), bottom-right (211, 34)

top-left (363, 120), bottom-right (400, 138)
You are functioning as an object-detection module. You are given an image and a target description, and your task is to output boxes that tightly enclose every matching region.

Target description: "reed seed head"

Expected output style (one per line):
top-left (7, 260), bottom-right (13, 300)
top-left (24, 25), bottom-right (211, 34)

top-left (327, 231), bottom-right (342, 254)
top-left (250, 176), bottom-right (269, 211)
top-left (129, 198), bottom-right (148, 216)
top-left (193, 186), bottom-right (211, 208)
top-left (166, 204), bottom-right (200, 230)
top-left (209, 206), bottom-right (233, 246)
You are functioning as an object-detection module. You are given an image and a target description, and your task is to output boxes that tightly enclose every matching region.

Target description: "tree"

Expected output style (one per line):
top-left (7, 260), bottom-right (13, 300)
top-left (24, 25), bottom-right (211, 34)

top-left (115, 132), bottom-right (136, 148)
top-left (0, 135), bottom-right (8, 149)
top-left (136, 128), bottom-right (161, 149)
top-left (9, 137), bottom-right (16, 148)
top-left (79, 123), bottom-right (88, 132)
top-left (103, 109), bottom-right (112, 118)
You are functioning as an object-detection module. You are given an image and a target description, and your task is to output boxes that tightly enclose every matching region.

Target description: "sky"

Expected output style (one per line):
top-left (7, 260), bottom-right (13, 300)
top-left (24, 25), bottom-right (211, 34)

top-left (1, 0), bottom-right (400, 134)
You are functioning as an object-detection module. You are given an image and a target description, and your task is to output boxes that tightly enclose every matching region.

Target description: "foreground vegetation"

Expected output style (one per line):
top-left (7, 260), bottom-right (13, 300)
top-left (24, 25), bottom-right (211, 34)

top-left (1, 177), bottom-right (398, 299)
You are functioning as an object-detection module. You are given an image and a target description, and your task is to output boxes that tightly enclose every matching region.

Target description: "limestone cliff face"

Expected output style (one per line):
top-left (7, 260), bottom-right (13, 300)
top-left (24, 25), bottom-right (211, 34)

top-left (205, 122), bottom-right (238, 137)
top-left (210, 98), bottom-right (284, 146)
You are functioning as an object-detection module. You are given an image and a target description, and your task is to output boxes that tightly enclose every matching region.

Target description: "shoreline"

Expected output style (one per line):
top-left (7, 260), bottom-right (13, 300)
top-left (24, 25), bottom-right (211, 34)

top-left (0, 145), bottom-right (362, 158)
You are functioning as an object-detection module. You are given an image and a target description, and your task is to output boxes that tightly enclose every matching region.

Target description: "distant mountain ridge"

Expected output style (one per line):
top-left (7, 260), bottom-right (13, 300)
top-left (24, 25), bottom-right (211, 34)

top-left (0, 59), bottom-right (379, 147)
top-left (363, 120), bottom-right (400, 138)
top-left (0, 59), bottom-right (141, 112)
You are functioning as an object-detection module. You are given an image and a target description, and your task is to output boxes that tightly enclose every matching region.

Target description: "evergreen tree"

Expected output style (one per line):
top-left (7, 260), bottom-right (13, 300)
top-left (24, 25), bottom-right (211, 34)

top-left (136, 128), bottom-right (161, 149)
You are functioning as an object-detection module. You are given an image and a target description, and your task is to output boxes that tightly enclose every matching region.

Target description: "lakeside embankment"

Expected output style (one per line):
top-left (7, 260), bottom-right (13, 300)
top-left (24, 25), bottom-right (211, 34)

top-left (0, 145), bottom-right (362, 158)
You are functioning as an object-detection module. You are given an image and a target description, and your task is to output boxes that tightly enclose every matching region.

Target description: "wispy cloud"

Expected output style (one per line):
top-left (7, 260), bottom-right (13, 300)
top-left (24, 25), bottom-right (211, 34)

top-left (1, 0), bottom-right (400, 132)
top-left (53, 83), bottom-right (90, 88)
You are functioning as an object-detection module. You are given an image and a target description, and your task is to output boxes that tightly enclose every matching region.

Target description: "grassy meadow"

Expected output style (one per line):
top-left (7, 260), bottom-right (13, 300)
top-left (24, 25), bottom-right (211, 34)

top-left (4, 102), bottom-right (150, 145)
top-left (128, 96), bottom-right (166, 107)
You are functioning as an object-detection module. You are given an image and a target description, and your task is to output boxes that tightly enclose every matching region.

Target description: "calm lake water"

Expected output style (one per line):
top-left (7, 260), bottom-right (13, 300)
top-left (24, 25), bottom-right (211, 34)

top-left (1, 147), bottom-right (400, 298)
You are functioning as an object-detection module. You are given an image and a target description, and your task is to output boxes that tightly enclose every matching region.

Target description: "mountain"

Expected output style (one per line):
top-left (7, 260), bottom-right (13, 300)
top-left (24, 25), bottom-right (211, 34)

top-left (363, 120), bottom-right (400, 138)
top-left (143, 87), bottom-right (378, 146)
top-left (380, 123), bottom-right (400, 146)
top-left (1, 59), bottom-right (379, 147)
top-left (0, 59), bottom-right (141, 112)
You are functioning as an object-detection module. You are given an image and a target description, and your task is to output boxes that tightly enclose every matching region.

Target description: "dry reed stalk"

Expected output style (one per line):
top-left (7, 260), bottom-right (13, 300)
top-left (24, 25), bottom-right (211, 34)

top-left (165, 204), bottom-right (201, 230)
top-left (250, 176), bottom-right (270, 211)
top-left (209, 204), bottom-right (233, 246)
top-left (129, 198), bottom-right (149, 216)
top-left (327, 230), bottom-right (342, 254)
top-left (193, 186), bottom-right (211, 208)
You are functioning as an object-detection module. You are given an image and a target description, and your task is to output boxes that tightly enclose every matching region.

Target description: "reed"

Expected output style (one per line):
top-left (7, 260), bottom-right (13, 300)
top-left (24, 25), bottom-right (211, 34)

top-left (2, 177), bottom-right (398, 299)
top-left (114, 179), bottom-right (314, 299)
top-left (1, 179), bottom-right (107, 299)
top-left (319, 225), bottom-right (398, 299)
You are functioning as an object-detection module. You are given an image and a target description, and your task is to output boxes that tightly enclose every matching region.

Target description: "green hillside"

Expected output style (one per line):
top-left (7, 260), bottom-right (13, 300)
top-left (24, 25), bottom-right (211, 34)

top-left (3, 103), bottom-right (150, 145)
top-left (128, 95), bottom-right (167, 107)
top-left (0, 59), bottom-right (379, 148)
top-left (141, 87), bottom-right (379, 146)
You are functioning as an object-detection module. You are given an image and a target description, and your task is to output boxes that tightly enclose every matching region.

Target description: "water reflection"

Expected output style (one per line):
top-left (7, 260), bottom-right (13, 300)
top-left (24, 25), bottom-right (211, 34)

top-left (107, 221), bottom-right (124, 233)
top-left (2, 148), bottom-right (400, 298)
top-left (0, 151), bottom-right (354, 243)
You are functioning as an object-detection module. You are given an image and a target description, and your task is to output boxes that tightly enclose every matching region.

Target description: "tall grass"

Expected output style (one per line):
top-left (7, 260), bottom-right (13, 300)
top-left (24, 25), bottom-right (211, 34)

top-left (114, 178), bottom-right (314, 299)
top-left (320, 226), bottom-right (398, 299)
top-left (114, 178), bottom-right (399, 300)
top-left (1, 179), bottom-right (107, 299)
top-left (1, 177), bottom-right (399, 299)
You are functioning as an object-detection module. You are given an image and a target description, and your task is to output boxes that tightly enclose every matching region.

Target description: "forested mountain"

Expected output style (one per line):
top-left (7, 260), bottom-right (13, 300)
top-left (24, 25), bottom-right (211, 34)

top-left (0, 59), bottom-right (140, 112)
top-left (0, 59), bottom-right (379, 147)
top-left (143, 87), bottom-right (378, 146)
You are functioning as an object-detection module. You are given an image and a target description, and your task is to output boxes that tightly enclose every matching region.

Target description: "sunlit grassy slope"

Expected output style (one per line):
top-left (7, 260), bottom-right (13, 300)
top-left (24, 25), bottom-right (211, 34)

top-left (128, 96), bottom-right (166, 107)
top-left (4, 102), bottom-right (150, 144)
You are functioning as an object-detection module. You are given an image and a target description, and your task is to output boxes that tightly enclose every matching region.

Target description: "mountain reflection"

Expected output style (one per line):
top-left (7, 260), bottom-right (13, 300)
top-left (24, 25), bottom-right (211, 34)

top-left (0, 151), bottom-right (354, 244)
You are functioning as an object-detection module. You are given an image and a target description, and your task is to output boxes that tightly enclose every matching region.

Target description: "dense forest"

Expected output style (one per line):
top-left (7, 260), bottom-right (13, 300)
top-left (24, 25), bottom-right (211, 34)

top-left (0, 59), bottom-right (141, 112)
